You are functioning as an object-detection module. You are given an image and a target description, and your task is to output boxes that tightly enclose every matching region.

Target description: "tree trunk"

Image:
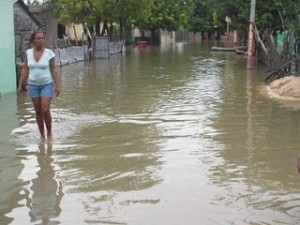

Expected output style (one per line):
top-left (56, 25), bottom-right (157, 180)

top-left (109, 21), bottom-right (114, 41)
top-left (151, 29), bottom-right (156, 45)
top-left (101, 20), bottom-right (108, 37)
top-left (119, 19), bottom-right (124, 41)
top-left (95, 18), bottom-right (101, 36)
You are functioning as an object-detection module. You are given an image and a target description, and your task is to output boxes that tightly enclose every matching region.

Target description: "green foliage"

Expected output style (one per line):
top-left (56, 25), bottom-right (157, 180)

top-left (134, 0), bottom-right (193, 32)
top-left (48, 0), bottom-right (151, 38)
top-left (47, 0), bottom-right (105, 26)
top-left (47, 0), bottom-right (300, 38)
top-left (187, 0), bottom-right (300, 37)
top-left (187, 0), bottom-right (214, 32)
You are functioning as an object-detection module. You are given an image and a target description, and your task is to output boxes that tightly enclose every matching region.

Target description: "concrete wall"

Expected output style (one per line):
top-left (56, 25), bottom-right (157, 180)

top-left (0, 0), bottom-right (16, 95)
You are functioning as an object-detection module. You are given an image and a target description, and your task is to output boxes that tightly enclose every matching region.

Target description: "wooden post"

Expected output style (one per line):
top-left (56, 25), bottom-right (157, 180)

top-left (247, 0), bottom-right (256, 70)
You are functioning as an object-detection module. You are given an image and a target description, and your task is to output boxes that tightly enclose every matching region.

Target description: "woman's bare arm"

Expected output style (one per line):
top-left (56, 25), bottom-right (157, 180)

top-left (50, 58), bottom-right (60, 97)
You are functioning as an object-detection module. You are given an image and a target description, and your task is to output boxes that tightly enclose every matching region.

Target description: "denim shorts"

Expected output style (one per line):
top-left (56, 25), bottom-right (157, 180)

top-left (27, 82), bottom-right (54, 99)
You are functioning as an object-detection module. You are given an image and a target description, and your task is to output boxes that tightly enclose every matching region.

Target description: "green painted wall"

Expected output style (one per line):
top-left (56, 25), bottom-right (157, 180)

top-left (0, 0), bottom-right (16, 96)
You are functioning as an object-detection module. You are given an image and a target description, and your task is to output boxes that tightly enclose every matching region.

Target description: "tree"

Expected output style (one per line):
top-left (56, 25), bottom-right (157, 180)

top-left (135, 0), bottom-right (193, 43)
top-left (48, 0), bottom-right (300, 44)
top-left (48, 0), bottom-right (152, 41)
top-left (188, 0), bottom-right (215, 34)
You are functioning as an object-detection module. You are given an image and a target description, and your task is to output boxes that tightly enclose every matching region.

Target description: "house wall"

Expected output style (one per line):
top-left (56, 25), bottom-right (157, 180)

top-left (14, 2), bottom-right (40, 63)
top-left (65, 24), bottom-right (85, 41)
top-left (0, 0), bottom-right (16, 95)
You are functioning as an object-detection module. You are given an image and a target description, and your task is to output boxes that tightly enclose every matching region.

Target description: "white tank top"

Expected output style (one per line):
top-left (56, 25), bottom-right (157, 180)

top-left (27, 48), bottom-right (55, 85)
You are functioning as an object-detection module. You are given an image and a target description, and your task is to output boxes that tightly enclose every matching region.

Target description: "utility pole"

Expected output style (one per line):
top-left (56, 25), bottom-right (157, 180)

top-left (247, 0), bottom-right (256, 70)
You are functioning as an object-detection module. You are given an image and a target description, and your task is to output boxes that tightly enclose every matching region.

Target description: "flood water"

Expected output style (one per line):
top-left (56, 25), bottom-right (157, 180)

top-left (1, 42), bottom-right (300, 225)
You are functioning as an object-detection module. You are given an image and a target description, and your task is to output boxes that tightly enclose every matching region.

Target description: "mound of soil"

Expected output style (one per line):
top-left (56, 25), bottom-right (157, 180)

top-left (267, 76), bottom-right (300, 100)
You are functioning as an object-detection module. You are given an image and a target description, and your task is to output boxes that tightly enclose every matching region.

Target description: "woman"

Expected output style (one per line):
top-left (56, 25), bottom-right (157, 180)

top-left (18, 31), bottom-right (60, 141)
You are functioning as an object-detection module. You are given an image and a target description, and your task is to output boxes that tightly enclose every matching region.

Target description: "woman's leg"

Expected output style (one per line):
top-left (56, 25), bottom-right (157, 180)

top-left (41, 97), bottom-right (52, 140)
top-left (39, 82), bottom-right (54, 140)
top-left (31, 97), bottom-right (45, 140)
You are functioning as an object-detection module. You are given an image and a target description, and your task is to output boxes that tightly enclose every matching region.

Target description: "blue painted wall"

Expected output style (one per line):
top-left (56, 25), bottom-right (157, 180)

top-left (0, 0), bottom-right (16, 96)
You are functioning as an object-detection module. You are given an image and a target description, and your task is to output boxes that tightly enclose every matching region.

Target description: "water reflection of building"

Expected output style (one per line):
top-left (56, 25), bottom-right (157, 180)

top-left (28, 142), bottom-right (64, 224)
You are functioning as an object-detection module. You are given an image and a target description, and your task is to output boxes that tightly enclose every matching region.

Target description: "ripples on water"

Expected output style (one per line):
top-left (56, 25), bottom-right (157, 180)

top-left (2, 44), bottom-right (300, 224)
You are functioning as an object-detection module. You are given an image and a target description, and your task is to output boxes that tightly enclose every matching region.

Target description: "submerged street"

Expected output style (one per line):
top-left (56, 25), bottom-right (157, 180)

top-left (1, 42), bottom-right (300, 225)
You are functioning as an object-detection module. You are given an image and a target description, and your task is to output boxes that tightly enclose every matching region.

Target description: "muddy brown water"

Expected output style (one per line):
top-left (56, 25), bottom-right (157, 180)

top-left (1, 42), bottom-right (300, 225)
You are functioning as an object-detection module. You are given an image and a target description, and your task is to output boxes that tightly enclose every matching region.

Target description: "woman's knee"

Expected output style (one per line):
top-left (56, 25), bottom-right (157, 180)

top-left (42, 107), bottom-right (51, 116)
top-left (41, 98), bottom-right (51, 114)
top-left (35, 109), bottom-right (42, 117)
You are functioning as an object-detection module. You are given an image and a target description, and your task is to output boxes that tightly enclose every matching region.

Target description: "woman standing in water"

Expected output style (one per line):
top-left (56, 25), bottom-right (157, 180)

top-left (18, 31), bottom-right (60, 141)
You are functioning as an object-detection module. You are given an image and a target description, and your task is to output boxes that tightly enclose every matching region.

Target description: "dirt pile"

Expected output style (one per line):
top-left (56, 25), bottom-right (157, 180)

top-left (267, 76), bottom-right (300, 100)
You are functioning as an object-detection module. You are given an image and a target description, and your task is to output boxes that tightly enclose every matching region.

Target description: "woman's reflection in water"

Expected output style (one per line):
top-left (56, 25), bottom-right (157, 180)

top-left (29, 142), bottom-right (63, 224)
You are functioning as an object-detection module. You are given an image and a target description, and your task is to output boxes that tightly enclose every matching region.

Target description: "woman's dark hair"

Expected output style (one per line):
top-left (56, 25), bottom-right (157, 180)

top-left (30, 31), bottom-right (43, 43)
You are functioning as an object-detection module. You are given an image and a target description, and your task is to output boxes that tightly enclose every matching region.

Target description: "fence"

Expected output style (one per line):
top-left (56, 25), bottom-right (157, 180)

top-left (54, 45), bottom-right (88, 66)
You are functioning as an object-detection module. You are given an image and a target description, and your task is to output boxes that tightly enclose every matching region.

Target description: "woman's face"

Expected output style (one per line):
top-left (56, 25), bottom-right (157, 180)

top-left (33, 32), bottom-right (45, 47)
